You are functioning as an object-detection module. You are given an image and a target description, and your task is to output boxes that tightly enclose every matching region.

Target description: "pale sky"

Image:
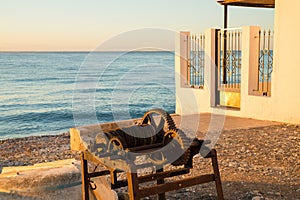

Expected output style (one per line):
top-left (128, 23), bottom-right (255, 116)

top-left (0, 0), bottom-right (274, 51)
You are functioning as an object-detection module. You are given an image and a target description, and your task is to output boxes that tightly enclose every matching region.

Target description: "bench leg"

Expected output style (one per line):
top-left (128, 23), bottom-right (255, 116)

top-left (211, 149), bottom-right (224, 200)
top-left (127, 172), bottom-right (139, 200)
top-left (156, 167), bottom-right (165, 200)
top-left (81, 152), bottom-right (90, 200)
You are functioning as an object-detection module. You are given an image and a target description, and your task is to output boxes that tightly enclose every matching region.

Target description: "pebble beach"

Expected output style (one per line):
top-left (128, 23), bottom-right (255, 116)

top-left (0, 124), bottom-right (299, 200)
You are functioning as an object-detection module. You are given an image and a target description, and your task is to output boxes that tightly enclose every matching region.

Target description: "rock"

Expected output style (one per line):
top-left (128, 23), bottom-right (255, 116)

top-left (252, 196), bottom-right (264, 200)
top-left (274, 192), bottom-right (281, 196)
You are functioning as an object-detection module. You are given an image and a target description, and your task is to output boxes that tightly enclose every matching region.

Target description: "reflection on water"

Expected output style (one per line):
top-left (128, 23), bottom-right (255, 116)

top-left (0, 52), bottom-right (175, 139)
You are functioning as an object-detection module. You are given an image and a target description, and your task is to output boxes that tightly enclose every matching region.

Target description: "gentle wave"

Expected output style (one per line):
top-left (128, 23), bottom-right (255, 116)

top-left (0, 51), bottom-right (175, 139)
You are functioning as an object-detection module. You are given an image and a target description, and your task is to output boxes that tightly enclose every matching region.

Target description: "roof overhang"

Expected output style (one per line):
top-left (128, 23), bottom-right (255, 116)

top-left (217, 0), bottom-right (275, 8)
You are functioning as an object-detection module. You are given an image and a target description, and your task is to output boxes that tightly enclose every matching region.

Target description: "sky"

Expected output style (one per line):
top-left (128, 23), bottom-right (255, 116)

top-left (0, 0), bottom-right (274, 51)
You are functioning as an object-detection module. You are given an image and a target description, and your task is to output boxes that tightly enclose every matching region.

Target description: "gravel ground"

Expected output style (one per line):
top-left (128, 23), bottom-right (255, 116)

top-left (0, 124), bottom-right (299, 200)
top-left (0, 133), bottom-right (78, 168)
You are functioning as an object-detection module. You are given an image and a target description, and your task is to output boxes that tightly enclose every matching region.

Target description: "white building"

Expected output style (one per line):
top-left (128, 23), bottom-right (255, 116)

top-left (175, 0), bottom-right (300, 124)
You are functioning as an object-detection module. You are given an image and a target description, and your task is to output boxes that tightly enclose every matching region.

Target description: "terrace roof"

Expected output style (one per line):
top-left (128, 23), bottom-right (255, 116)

top-left (217, 0), bottom-right (275, 8)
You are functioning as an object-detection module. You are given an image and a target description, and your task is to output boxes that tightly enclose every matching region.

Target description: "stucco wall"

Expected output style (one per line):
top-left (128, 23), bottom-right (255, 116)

top-left (175, 2), bottom-right (300, 124)
top-left (175, 30), bottom-right (217, 116)
top-left (270, 0), bottom-right (300, 123)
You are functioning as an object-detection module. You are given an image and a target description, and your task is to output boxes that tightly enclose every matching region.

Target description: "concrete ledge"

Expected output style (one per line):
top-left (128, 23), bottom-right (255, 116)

top-left (0, 159), bottom-right (118, 200)
top-left (0, 159), bottom-right (82, 200)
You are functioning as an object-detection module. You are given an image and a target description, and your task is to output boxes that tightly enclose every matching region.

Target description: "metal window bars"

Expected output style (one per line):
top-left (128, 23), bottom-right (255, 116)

top-left (188, 34), bottom-right (205, 88)
top-left (255, 29), bottom-right (274, 96)
top-left (218, 29), bottom-right (242, 92)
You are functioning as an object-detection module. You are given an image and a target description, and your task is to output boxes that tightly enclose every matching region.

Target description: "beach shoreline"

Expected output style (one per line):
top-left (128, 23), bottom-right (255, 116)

top-left (0, 124), bottom-right (299, 199)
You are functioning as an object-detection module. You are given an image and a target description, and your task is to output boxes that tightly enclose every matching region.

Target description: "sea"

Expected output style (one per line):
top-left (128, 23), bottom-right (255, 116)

top-left (0, 52), bottom-right (175, 140)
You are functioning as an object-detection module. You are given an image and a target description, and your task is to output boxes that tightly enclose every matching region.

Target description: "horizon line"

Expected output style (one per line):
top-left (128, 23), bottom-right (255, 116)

top-left (0, 50), bottom-right (174, 53)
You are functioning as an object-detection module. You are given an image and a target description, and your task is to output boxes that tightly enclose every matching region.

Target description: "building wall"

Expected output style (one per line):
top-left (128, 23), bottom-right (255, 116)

top-left (175, 30), bottom-right (215, 116)
top-left (175, 1), bottom-right (300, 124)
top-left (270, 0), bottom-right (300, 123)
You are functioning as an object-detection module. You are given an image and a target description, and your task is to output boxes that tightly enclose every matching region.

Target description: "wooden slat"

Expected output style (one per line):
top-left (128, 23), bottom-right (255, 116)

top-left (111, 180), bottom-right (128, 189)
top-left (87, 170), bottom-right (110, 178)
top-left (138, 174), bottom-right (215, 198)
top-left (217, 0), bottom-right (275, 8)
top-left (138, 168), bottom-right (190, 184)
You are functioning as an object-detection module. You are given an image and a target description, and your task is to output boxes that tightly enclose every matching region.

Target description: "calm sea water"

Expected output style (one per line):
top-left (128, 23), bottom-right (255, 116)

top-left (0, 52), bottom-right (175, 139)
